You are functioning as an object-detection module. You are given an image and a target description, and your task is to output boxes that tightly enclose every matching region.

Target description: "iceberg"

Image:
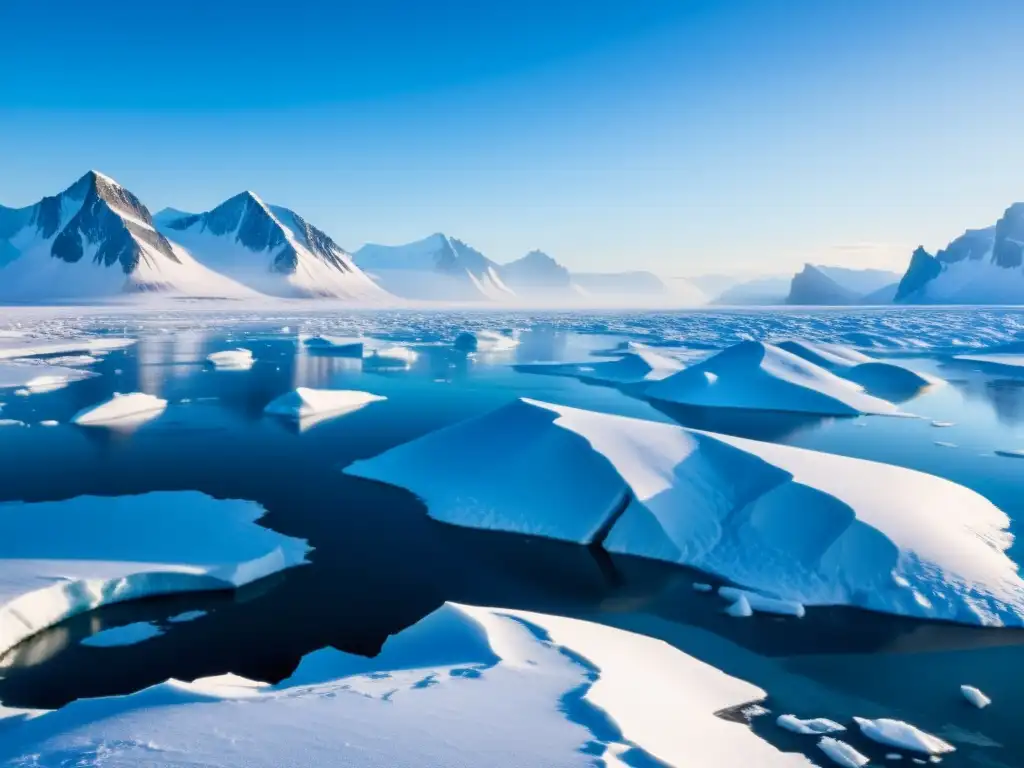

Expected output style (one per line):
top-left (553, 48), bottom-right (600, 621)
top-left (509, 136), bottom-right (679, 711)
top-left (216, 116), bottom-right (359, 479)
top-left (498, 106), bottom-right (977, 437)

top-left (71, 392), bottom-right (167, 426)
top-left (954, 353), bottom-right (1024, 369)
top-left (852, 717), bottom-right (955, 755)
top-left (363, 345), bottom-right (419, 369)
top-left (346, 399), bottom-right (1024, 626)
top-left (776, 715), bottom-right (845, 735)
top-left (207, 348), bottom-right (254, 369)
top-left (0, 491), bottom-right (309, 657)
top-left (645, 341), bottom-right (899, 415)
top-left (264, 387), bottom-right (385, 420)
top-left (960, 685), bottom-right (991, 709)
top-left (0, 603), bottom-right (810, 767)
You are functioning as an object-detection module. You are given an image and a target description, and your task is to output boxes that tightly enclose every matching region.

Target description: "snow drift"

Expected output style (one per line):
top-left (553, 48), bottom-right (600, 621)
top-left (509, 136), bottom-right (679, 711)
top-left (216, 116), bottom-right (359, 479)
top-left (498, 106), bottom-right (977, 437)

top-left (0, 491), bottom-right (309, 657)
top-left (346, 399), bottom-right (1024, 626)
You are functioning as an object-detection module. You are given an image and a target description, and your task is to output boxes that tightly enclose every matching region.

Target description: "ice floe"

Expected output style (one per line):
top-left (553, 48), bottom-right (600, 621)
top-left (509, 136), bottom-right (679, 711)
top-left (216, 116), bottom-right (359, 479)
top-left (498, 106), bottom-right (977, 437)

top-left (346, 398), bottom-right (1024, 626)
top-left (207, 348), bottom-right (254, 369)
top-left (81, 622), bottom-right (164, 648)
top-left (0, 602), bottom-right (811, 767)
top-left (167, 610), bottom-right (207, 624)
top-left (960, 685), bottom-right (991, 709)
top-left (363, 345), bottom-right (419, 369)
top-left (853, 717), bottom-right (955, 755)
top-left (454, 330), bottom-right (519, 353)
top-left (0, 336), bottom-right (134, 361)
top-left (994, 449), bottom-right (1024, 459)
top-left (725, 594), bottom-right (753, 617)
top-left (0, 362), bottom-right (94, 394)
top-left (71, 392), bottom-right (167, 427)
top-left (264, 387), bottom-right (385, 421)
top-left (646, 341), bottom-right (900, 415)
top-left (0, 491), bottom-right (309, 657)
top-left (776, 715), bottom-right (845, 735)
top-left (302, 335), bottom-right (365, 355)
top-left (719, 586), bottom-right (806, 618)
top-left (818, 737), bottom-right (870, 767)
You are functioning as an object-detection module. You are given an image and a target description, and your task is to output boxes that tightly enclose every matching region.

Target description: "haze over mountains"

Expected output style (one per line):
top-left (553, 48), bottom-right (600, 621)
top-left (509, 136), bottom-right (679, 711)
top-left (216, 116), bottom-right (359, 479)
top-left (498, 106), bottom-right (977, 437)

top-left (1, 171), bottom-right (1023, 306)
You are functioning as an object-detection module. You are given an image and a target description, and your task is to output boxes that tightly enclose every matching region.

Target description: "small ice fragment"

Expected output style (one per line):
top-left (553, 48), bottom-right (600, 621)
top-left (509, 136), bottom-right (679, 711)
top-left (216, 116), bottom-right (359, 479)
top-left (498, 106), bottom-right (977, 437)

top-left (854, 717), bottom-right (955, 755)
top-left (818, 737), bottom-right (869, 767)
top-left (887, 755), bottom-right (903, 761)
top-left (960, 685), bottom-right (991, 709)
top-left (720, 586), bottom-right (806, 617)
top-left (692, 582), bottom-right (713, 592)
top-left (0, 419), bottom-right (25, 427)
top-left (777, 714), bottom-right (845, 734)
top-left (931, 421), bottom-right (955, 427)
top-left (39, 420), bottom-right (58, 427)
top-left (934, 441), bottom-right (956, 448)
top-left (114, 369), bottom-right (123, 374)
top-left (167, 610), bottom-right (207, 624)
top-left (13, 389), bottom-right (29, 396)
top-left (264, 388), bottom-right (385, 420)
top-left (994, 449), bottom-right (1024, 459)
top-left (725, 594), bottom-right (753, 617)
top-left (207, 349), bottom-right (254, 369)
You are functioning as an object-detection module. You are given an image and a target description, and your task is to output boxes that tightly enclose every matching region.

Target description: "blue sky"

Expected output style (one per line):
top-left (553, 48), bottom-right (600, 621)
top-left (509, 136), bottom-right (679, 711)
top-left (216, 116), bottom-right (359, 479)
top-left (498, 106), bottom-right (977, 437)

top-left (2, 0), bottom-right (1023, 276)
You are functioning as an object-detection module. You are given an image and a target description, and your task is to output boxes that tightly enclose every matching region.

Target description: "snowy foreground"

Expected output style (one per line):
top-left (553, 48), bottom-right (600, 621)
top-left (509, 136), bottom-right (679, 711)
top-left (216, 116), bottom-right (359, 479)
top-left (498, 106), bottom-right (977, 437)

top-left (0, 603), bottom-right (813, 767)
top-left (347, 399), bottom-right (1024, 626)
top-left (0, 492), bottom-right (309, 657)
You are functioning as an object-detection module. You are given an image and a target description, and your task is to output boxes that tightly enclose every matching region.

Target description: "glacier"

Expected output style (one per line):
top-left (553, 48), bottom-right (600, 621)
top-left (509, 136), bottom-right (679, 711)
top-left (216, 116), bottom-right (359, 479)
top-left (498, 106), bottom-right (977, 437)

top-left (345, 398), bottom-right (1024, 626)
top-left (0, 491), bottom-right (309, 658)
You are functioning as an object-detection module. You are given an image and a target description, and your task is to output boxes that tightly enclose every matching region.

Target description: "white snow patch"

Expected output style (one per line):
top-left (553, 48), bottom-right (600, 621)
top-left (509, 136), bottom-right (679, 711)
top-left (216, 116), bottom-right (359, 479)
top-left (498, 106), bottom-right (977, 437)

top-left (853, 717), bottom-right (955, 755)
top-left (346, 399), bottom-right (1024, 626)
top-left (0, 491), bottom-right (309, 657)
top-left (81, 622), bottom-right (164, 648)
top-left (71, 392), bottom-right (167, 426)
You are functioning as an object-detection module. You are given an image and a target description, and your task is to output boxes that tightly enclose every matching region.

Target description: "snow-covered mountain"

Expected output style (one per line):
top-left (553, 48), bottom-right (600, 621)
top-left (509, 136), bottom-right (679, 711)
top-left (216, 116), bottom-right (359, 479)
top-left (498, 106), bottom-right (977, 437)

top-left (353, 233), bottom-right (513, 301)
top-left (500, 250), bottom-right (575, 296)
top-left (0, 171), bottom-right (254, 302)
top-left (896, 204), bottom-right (1024, 303)
top-left (786, 265), bottom-right (899, 305)
top-left (158, 193), bottom-right (386, 300)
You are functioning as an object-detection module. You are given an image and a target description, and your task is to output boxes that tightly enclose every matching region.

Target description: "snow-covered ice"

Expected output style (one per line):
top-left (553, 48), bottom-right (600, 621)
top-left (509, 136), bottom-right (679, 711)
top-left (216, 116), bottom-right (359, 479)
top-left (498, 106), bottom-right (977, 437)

top-left (646, 341), bottom-right (900, 415)
top-left (0, 602), bottom-right (811, 767)
top-left (776, 715), bottom-right (845, 735)
top-left (302, 335), bottom-right (365, 355)
top-left (960, 685), bottom-right (991, 709)
top-left (207, 348), bottom-right (254, 369)
top-left (853, 717), bottom-right (956, 755)
top-left (0, 336), bottom-right (134, 361)
top-left (71, 392), bottom-right (167, 426)
top-left (818, 737), bottom-right (870, 767)
top-left (0, 491), bottom-right (309, 656)
top-left (264, 387), bottom-right (385, 420)
top-left (346, 398), bottom-right (1024, 626)
top-left (81, 622), bottom-right (164, 647)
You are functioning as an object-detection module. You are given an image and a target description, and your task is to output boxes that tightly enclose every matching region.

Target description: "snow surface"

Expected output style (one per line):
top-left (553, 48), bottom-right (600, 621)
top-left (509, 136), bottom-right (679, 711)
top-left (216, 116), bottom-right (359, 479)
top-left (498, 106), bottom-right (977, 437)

top-left (0, 602), bottom-right (811, 767)
top-left (264, 387), bottom-right (385, 420)
top-left (646, 341), bottom-right (899, 415)
top-left (71, 392), bottom-right (167, 426)
top-left (853, 717), bottom-right (955, 755)
top-left (81, 622), bottom-right (164, 647)
top-left (0, 491), bottom-right (309, 657)
top-left (207, 348), bottom-right (254, 369)
top-left (346, 398), bottom-right (1024, 626)
top-left (960, 685), bottom-right (991, 709)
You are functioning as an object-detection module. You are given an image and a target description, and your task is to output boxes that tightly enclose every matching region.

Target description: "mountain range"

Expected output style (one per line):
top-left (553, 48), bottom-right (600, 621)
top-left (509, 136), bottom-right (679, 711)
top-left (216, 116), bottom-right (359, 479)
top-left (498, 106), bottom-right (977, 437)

top-left (2, 171), bottom-right (1023, 306)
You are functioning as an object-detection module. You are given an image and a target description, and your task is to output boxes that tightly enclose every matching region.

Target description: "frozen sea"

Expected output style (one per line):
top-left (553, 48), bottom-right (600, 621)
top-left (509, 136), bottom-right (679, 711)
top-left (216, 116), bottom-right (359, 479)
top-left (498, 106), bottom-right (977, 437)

top-left (1, 306), bottom-right (1023, 767)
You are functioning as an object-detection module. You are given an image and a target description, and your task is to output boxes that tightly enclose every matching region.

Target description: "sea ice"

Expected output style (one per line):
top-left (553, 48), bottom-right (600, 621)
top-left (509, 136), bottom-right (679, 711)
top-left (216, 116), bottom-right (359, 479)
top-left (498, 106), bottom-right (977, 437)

top-left (777, 339), bottom-right (940, 398)
top-left (645, 341), bottom-right (899, 415)
top-left (38, 420), bottom-right (58, 427)
top-left (994, 449), bottom-right (1024, 459)
top-left (853, 717), bottom-right (955, 755)
top-left (302, 335), bottom-right (365, 355)
top-left (71, 392), bottom-right (167, 426)
top-left (954, 353), bottom-right (1024, 369)
top-left (818, 737), bottom-right (870, 767)
top-left (346, 398), bottom-right (1024, 626)
top-left (0, 337), bottom-right (134, 361)
top-left (692, 582), bottom-right (713, 592)
top-left (0, 602), bottom-right (811, 767)
top-left (0, 491), bottom-right (309, 657)
top-left (264, 387), bottom-right (385, 420)
top-left (776, 715), bottom-right (845, 734)
top-left (0, 362), bottom-right (93, 394)
top-left (960, 685), bottom-right (991, 709)
top-left (363, 345), bottom-right (419, 369)
top-left (454, 330), bottom-right (519, 353)
top-left (81, 622), bottom-right (164, 647)
top-left (207, 348), bottom-right (254, 369)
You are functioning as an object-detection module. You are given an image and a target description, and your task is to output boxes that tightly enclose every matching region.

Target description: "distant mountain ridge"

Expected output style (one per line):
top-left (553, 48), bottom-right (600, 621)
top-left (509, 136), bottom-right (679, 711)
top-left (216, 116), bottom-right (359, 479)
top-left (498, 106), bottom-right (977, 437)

top-left (786, 265), bottom-right (899, 305)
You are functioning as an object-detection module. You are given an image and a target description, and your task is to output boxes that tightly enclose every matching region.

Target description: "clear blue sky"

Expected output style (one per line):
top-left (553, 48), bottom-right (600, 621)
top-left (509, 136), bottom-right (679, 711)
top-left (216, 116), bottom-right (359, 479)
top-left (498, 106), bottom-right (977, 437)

top-left (2, 0), bottom-right (1022, 276)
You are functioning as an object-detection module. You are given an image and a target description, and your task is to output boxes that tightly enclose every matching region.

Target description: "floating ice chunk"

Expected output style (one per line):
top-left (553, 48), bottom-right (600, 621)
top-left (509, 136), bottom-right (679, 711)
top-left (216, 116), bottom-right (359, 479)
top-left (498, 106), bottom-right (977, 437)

top-left (207, 348), bottom-right (254, 369)
top-left (934, 441), bottom-right (956, 448)
top-left (81, 622), bottom-right (163, 648)
top-left (302, 335), bottom-right (364, 355)
top-left (517, 345), bottom-right (684, 385)
top-left (818, 737), bottom-right (870, 767)
top-left (994, 449), bottom-right (1024, 459)
top-left (38, 420), bottom-right (58, 427)
top-left (774, 340), bottom-right (874, 369)
top-left (719, 587), bottom-right (806, 618)
top-left (931, 421), bottom-right (955, 428)
top-left (346, 398), bottom-right (1024, 627)
top-left (960, 685), bottom-right (991, 709)
top-left (0, 362), bottom-right (93, 394)
top-left (454, 330), bottom-right (519, 353)
top-left (0, 491), bottom-right (309, 657)
top-left (692, 582), bottom-right (713, 592)
top-left (264, 388), bottom-right (385, 420)
top-left (167, 610), bottom-right (207, 624)
top-left (725, 594), bottom-right (753, 617)
top-left (887, 754), bottom-right (903, 761)
top-left (0, 419), bottom-right (25, 427)
top-left (777, 715), bottom-right (845, 734)
top-left (364, 345), bottom-right (418, 369)
top-left (853, 717), bottom-right (955, 755)
top-left (646, 341), bottom-right (899, 415)
top-left (71, 392), bottom-right (167, 427)
top-left (0, 337), bottom-right (134, 361)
